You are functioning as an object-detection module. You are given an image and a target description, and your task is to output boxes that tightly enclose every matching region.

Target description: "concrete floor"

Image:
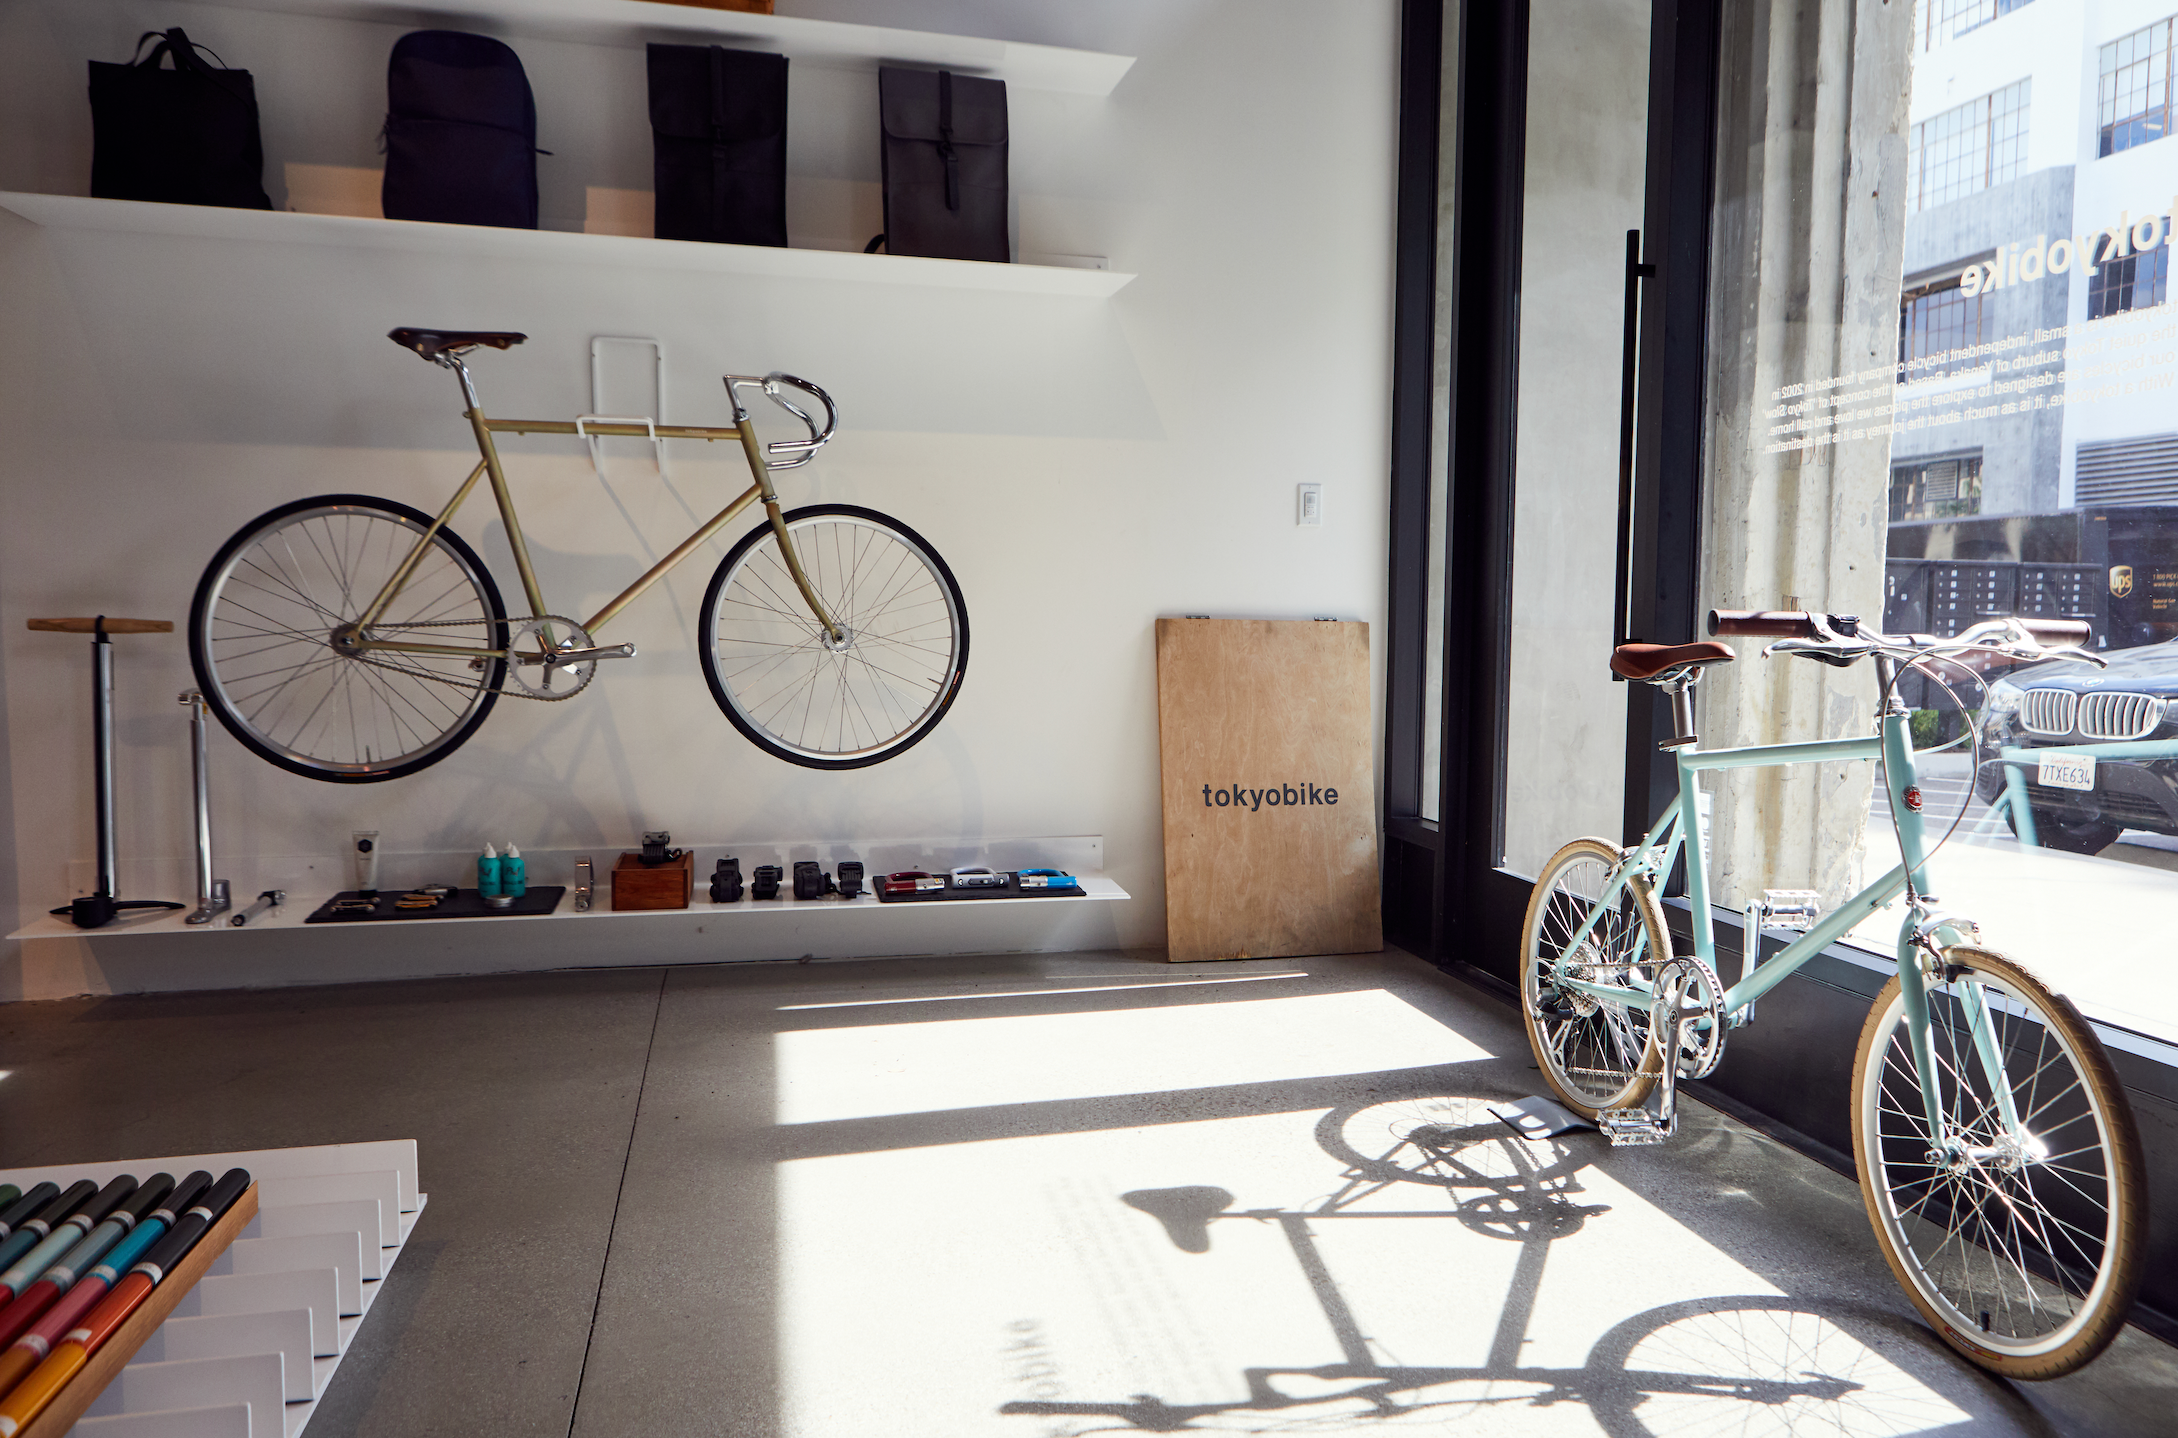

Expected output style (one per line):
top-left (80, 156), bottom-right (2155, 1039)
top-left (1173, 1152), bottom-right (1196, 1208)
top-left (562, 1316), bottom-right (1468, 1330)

top-left (1, 947), bottom-right (2173, 1436)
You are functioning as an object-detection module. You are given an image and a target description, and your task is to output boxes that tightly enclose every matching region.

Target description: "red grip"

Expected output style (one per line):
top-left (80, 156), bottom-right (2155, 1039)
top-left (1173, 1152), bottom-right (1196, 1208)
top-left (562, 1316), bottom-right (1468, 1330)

top-left (1707, 609), bottom-right (1818, 638)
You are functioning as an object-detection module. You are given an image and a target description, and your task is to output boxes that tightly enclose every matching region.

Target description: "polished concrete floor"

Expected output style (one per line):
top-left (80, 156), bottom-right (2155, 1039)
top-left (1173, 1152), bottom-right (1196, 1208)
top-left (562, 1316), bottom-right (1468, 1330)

top-left (2, 948), bottom-right (2173, 1436)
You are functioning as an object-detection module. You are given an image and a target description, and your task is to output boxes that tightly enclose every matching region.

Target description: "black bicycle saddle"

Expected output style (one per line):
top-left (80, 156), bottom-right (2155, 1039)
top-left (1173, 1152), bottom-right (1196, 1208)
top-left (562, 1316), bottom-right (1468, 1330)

top-left (387, 328), bottom-right (528, 361)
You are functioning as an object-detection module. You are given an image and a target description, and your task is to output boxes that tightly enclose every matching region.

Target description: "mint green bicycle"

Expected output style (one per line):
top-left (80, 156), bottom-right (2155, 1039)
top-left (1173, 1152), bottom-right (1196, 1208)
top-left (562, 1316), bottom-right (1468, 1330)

top-left (1521, 609), bottom-right (2144, 1379)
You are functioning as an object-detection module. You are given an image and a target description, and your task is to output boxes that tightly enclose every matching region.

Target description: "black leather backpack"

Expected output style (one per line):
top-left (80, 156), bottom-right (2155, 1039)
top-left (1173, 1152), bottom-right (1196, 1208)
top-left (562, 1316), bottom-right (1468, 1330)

top-left (381, 31), bottom-right (540, 229)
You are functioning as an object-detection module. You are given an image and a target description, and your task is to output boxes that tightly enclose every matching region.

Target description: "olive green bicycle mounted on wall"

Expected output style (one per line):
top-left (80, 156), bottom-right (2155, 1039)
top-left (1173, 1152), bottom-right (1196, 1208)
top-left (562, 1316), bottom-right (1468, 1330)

top-left (1521, 609), bottom-right (2144, 1379)
top-left (190, 328), bottom-right (969, 780)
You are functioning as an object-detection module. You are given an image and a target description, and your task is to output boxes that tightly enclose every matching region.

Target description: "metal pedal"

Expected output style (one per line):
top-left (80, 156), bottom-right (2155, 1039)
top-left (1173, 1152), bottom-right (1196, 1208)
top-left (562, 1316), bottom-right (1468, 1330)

top-left (1597, 1107), bottom-right (1672, 1147)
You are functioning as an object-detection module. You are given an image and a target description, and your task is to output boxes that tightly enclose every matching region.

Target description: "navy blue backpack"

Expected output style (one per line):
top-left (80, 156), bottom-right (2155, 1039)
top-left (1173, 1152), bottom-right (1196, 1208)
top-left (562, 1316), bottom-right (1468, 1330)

top-left (381, 31), bottom-right (539, 229)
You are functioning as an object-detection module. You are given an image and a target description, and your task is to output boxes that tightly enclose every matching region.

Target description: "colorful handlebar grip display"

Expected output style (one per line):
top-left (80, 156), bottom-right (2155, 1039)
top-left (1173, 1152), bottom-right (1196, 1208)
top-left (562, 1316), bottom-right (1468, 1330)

top-left (0, 1189), bottom-right (55, 1250)
top-left (0, 1174), bottom-right (210, 1405)
top-left (0, 1185), bottom-right (94, 1278)
top-left (0, 1180), bottom-right (129, 1299)
top-left (0, 1177), bottom-right (174, 1352)
top-left (0, 1169), bottom-right (250, 1438)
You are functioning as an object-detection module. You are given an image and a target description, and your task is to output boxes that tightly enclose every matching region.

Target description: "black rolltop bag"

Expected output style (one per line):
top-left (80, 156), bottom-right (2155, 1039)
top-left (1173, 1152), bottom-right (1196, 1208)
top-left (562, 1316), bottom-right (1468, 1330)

top-left (647, 43), bottom-right (788, 247)
top-left (876, 67), bottom-right (1008, 262)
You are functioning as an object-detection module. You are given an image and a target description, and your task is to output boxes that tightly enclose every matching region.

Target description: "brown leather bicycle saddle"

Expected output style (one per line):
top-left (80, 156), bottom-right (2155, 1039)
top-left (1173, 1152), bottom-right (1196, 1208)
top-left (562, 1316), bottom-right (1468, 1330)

top-left (1611, 641), bottom-right (1736, 681)
top-left (387, 328), bottom-right (528, 361)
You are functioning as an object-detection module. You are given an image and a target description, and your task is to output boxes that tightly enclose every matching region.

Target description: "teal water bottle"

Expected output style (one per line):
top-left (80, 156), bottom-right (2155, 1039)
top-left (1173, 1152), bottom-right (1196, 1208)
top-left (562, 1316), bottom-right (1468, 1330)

top-left (477, 842), bottom-right (503, 898)
top-left (501, 843), bottom-right (527, 899)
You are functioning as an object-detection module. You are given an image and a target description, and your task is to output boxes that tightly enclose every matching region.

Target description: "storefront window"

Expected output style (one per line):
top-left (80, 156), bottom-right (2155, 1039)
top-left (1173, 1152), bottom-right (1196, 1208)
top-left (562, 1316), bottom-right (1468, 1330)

top-left (1706, 0), bottom-right (2178, 1040)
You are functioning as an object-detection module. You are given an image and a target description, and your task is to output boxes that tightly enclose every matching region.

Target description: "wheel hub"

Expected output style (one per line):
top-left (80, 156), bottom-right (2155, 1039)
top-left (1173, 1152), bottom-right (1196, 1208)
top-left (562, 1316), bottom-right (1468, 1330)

top-left (821, 624), bottom-right (854, 654)
top-left (329, 623), bottom-right (366, 657)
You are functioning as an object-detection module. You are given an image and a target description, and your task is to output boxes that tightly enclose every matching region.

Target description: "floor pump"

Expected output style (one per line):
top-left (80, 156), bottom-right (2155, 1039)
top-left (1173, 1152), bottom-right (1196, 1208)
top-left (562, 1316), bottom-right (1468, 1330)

top-left (30, 616), bottom-right (186, 929)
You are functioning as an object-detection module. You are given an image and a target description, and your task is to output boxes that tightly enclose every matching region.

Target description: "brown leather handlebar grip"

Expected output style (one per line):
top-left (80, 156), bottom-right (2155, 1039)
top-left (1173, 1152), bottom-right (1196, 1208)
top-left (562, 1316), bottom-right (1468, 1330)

top-left (2017, 617), bottom-right (2091, 645)
top-left (1707, 609), bottom-right (1818, 638)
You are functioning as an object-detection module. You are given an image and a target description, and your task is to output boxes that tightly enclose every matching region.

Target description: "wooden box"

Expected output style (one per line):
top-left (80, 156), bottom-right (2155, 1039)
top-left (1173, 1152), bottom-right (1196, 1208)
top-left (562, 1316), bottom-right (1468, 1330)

top-left (612, 850), bottom-right (692, 910)
top-left (1156, 617), bottom-right (1381, 963)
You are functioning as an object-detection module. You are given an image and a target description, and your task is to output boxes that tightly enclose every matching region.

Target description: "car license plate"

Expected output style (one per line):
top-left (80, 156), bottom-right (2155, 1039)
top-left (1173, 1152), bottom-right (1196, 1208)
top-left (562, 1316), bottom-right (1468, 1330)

top-left (2037, 752), bottom-right (2097, 792)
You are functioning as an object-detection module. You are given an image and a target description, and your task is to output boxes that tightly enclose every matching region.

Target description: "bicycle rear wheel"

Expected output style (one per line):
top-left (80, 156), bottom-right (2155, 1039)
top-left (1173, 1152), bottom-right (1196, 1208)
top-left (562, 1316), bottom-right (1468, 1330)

top-left (1519, 838), bottom-right (1665, 1117)
top-left (1850, 945), bottom-right (2143, 1378)
top-left (699, 505), bottom-right (968, 769)
top-left (190, 495), bottom-right (508, 782)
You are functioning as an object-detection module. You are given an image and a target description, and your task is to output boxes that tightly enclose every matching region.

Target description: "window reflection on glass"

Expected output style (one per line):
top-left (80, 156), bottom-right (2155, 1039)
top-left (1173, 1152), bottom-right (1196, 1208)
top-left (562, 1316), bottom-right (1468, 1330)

top-left (1920, 0), bottom-right (2039, 50)
top-left (2097, 17), bottom-right (2172, 156)
top-left (1907, 78), bottom-right (2030, 211)
top-left (1708, 0), bottom-right (2178, 1038)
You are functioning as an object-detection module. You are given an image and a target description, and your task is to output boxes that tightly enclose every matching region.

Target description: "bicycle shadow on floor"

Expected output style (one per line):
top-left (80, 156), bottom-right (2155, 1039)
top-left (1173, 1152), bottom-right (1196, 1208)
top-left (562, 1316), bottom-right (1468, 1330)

top-left (1001, 1091), bottom-right (2052, 1438)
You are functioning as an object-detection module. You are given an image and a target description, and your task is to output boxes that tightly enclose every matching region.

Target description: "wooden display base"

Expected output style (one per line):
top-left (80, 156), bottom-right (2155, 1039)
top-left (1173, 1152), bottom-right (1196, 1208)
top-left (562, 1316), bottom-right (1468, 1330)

top-left (613, 851), bottom-right (692, 910)
top-left (16, 1183), bottom-right (260, 1438)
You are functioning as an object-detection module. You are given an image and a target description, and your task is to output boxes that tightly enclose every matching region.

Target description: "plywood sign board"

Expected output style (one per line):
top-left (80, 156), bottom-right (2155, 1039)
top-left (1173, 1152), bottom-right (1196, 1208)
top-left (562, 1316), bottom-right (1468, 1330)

top-left (1156, 617), bottom-right (1381, 963)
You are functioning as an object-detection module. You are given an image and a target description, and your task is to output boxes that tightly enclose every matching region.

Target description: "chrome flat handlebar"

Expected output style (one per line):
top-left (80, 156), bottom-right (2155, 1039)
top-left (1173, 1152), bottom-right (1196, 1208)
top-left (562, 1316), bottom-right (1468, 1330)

top-left (723, 372), bottom-right (838, 471)
top-left (1760, 614), bottom-right (2108, 670)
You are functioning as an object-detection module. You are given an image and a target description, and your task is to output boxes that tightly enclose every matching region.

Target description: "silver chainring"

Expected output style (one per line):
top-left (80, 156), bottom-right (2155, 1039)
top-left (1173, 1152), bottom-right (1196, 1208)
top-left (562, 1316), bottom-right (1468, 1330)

top-left (506, 616), bottom-right (598, 700)
top-left (1651, 955), bottom-right (1727, 1079)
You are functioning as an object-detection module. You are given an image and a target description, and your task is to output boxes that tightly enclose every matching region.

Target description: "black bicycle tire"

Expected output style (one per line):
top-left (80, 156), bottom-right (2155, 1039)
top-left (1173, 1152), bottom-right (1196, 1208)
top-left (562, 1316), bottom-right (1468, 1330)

top-left (189, 494), bottom-right (509, 783)
top-left (698, 504), bottom-right (969, 770)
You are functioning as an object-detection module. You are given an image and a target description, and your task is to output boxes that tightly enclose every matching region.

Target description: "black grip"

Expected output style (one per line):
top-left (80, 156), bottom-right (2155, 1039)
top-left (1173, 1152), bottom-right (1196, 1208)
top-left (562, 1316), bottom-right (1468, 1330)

top-left (1708, 609), bottom-right (1818, 638)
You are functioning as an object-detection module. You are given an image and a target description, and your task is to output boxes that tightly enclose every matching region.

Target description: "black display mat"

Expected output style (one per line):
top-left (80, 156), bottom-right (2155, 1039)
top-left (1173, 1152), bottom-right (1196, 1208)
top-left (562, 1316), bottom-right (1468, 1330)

top-left (875, 873), bottom-right (1086, 904)
top-left (304, 886), bottom-right (566, 923)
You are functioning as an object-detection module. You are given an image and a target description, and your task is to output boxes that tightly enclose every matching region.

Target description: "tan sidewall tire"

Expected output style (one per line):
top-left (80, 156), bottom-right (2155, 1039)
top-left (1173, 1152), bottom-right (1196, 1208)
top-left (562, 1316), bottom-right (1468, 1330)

top-left (1849, 945), bottom-right (2145, 1379)
top-left (1519, 837), bottom-right (1665, 1120)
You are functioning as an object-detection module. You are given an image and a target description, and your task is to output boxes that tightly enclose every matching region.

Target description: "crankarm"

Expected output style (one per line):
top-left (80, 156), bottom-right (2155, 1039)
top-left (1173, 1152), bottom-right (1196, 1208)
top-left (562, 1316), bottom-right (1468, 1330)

top-left (1200, 783), bottom-right (1339, 811)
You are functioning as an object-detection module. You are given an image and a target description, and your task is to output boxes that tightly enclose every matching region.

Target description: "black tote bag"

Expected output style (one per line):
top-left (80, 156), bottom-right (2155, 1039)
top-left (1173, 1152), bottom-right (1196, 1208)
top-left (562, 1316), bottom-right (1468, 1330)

top-left (88, 29), bottom-right (273, 210)
top-left (876, 68), bottom-right (1008, 262)
top-left (647, 44), bottom-right (788, 247)
top-left (382, 31), bottom-right (539, 229)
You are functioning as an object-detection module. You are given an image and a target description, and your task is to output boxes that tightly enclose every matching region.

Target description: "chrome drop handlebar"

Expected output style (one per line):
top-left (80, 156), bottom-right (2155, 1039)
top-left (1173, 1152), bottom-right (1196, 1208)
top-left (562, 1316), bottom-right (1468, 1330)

top-left (723, 372), bottom-right (838, 470)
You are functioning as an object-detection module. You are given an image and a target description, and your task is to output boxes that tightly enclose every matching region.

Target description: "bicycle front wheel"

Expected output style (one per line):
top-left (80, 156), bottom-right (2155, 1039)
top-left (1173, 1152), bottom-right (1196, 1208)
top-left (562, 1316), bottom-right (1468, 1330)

top-left (1851, 945), bottom-right (2144, 1378)
top-left (190, 495), bottom-right (509, 782)
top-left (700, 505), bottom-right (968, 769)
top-left (1519, 838), bottom-right (1665, 1117)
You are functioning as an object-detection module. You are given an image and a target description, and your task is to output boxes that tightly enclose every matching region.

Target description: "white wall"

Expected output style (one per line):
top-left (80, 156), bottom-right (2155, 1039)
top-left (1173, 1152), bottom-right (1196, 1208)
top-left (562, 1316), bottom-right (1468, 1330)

top-left (0, 0), bottom-right (1398, 995)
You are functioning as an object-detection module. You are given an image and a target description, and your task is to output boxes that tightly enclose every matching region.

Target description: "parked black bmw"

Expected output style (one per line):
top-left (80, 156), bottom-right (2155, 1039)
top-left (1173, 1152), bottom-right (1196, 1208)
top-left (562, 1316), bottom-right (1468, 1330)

top-left (1976, 643), bottom-right (2178, 853)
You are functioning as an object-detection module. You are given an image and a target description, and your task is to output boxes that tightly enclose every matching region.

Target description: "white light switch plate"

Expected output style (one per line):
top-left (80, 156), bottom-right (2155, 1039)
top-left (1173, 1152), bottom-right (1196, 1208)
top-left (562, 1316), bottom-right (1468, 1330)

top-left (1297, 483), bottom-right (1323, 525)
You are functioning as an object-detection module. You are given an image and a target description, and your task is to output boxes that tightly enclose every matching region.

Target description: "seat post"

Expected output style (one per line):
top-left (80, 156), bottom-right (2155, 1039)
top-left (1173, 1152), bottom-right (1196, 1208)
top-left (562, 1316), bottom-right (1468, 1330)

top-left (1660, 673), bottom-right (1700, 750)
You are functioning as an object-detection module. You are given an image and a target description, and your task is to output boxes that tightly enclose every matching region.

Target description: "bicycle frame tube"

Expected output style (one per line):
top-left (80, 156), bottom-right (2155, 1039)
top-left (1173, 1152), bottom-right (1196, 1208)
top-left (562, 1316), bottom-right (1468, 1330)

top-left (729, 391), bottom-right (842, 644)
top-left (581, 481), bottom-right (765, 635)
top-left (352, 458), bottom-right (491, 636)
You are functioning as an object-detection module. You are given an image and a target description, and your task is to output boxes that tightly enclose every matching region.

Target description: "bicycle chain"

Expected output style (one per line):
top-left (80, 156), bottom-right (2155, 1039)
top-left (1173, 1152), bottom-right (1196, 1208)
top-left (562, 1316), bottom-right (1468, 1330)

top-left (337, 619), bottom-right (575, 703)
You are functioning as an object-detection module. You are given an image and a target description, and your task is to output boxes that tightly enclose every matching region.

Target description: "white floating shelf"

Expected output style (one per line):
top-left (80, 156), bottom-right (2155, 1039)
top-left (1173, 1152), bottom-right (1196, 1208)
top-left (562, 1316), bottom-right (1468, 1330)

top-left (6, 874), bottom-right (1128, 943)
top-left (201, 0), bottom-right (1137, 95)
top-left (0, 192), bottom-right (1136, 297)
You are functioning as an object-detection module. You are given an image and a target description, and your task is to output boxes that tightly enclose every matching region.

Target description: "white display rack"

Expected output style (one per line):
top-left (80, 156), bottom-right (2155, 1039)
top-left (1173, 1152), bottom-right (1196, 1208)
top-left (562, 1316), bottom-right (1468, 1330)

top-left (6, 872), bottom-right (1127, 942)
top-left (0, 1141), bottom-right (424, 1438)
top-left (198, 0), bottom-right (1137, 96)
top-left (0, 193), bottom-right (1137, 298)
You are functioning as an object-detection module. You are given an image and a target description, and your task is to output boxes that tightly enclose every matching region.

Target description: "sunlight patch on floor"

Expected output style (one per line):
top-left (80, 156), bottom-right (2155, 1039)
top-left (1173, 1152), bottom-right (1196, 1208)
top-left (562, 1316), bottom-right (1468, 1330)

top-left (772, 989), bottom-right (1490, 1124)
top-left (774, 1093), bottom-right (1973, 1437)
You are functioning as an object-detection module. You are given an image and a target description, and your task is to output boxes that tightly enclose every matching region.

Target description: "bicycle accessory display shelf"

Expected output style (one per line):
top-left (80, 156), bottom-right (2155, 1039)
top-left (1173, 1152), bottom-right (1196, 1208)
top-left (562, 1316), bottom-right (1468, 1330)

top-left (0, 194), bottom-right (1135, 298)
top-left (877, 873), bottom-right (1090, 904)
top-left (199, 0), bottom-right (1135, 96)
top-left (0, 1142), bottom-right (425, 1438)
top-left (302, 887), bottom-right (565, 923)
